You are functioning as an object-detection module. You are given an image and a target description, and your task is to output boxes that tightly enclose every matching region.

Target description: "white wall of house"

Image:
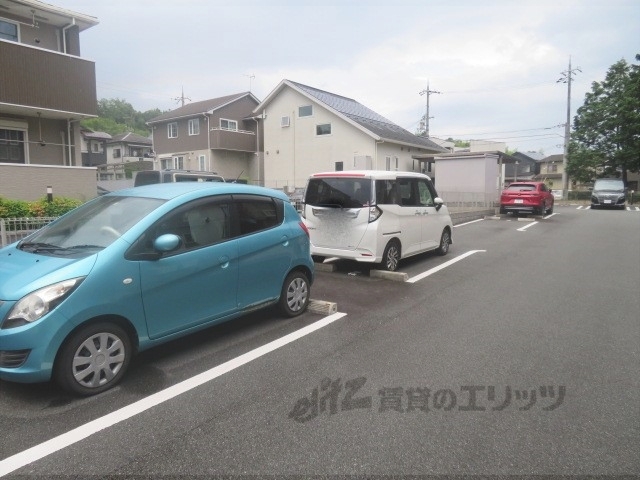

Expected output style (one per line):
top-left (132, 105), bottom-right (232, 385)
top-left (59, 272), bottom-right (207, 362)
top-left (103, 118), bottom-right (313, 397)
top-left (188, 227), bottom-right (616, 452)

top-left (261, 87), bottom-right (429, 190)
top-left (262, 87), bottom-right (374, 190)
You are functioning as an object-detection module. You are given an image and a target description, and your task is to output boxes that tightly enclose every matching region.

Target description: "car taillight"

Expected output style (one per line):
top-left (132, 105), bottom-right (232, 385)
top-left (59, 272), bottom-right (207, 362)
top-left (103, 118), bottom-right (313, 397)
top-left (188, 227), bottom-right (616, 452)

top-left (298, 221), bottom-right (310, 237)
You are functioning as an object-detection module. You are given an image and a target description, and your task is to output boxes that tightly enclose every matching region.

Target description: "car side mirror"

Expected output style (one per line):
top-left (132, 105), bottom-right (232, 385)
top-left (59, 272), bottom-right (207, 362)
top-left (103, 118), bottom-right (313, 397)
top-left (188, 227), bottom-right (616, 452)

top-left (434, 197), bottom-right (444, 211)
top-left (154, 234), bottom-right (182, 253)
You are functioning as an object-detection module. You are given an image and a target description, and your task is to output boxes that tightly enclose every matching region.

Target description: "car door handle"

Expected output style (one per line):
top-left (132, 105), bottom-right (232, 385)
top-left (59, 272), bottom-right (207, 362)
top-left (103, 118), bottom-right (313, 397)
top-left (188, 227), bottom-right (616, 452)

top-left (218, 255), bottom-right (229, 268)
top-left (281, 235), bottom-right (289, 246)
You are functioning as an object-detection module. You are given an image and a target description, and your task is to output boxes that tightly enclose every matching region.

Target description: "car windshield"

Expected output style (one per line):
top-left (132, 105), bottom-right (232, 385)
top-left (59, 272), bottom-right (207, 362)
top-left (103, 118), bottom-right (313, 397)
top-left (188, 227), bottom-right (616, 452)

top-left (19, 195), bottom-right (165, 257)
top-left (594, 180), bottom-right (624, 191)
top-left (305, 177), bottom-right (372, 208)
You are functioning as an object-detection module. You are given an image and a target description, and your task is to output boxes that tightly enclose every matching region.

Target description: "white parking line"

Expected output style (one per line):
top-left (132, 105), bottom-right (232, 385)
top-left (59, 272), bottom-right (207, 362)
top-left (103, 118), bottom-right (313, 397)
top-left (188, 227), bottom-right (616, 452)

top-left (407, 250), bottom-right (486, 283)
top-left (517, 221), bottom-right (539, 232)
top-left (453, 218), bottom-right (484, 228)
top-left (0, 311), bottom-right (348, 477)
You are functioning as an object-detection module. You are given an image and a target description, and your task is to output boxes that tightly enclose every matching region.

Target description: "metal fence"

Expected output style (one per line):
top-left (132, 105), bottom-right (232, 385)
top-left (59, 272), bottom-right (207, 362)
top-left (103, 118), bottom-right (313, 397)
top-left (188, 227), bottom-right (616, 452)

top-left (0, 217), bottom-right (56, 247)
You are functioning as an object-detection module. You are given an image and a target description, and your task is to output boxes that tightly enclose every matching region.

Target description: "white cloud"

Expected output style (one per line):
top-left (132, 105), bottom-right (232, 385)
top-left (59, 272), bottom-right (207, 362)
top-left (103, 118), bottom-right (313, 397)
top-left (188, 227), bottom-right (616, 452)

top-left (58, 0), bottom-right (640, 155)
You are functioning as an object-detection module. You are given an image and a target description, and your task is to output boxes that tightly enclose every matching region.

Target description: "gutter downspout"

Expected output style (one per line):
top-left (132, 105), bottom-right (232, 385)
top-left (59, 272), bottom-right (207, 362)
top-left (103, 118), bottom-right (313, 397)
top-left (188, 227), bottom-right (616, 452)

top-left (62, 18), bottom-right (76, 54)
top-left (375, 139), bottom-right (384, 170)
top-left (67, 119), bottom-right (74, 166)
top-left (206, 115), bottom-right (211, 171)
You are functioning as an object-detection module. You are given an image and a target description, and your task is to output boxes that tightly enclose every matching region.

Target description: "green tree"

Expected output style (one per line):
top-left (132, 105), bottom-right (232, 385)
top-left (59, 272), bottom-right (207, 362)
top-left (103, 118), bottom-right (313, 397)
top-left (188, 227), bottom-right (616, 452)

top-left (81, 98), bottom-right (164, 137)
top-left (568, 55), bottom-right (640, 183)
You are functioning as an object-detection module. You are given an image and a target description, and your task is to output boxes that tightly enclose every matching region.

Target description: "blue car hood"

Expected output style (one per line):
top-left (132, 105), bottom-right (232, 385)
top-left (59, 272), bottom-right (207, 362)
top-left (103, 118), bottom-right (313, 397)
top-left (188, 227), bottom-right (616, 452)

top-left (0, 245), bottom-right (97, 300)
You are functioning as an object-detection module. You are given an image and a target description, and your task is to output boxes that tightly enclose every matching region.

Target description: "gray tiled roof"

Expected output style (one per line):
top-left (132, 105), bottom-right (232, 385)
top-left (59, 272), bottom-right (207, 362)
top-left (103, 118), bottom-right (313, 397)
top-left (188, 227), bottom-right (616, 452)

top-left (290, 81), bottom-right (447, 153)
top-left (147, 92), bottom-right (253, 123)
top-left (81, 130), bottom-right (111, 140)
top-left (107, 132), bottom-right (151, 145)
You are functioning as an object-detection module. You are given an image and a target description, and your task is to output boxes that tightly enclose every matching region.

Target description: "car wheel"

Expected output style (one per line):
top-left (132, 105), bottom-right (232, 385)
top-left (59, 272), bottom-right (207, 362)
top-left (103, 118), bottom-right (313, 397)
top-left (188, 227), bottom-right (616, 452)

top-left (499, 207), bottom-right (506, 215)
top-left (381, 240), bottom-right (400, 271)
top-left (547, 203), bottom-right (554, 215)
top-left (436, 229), bottom-right (451, 256)
top-left (279, 271), bottom-right (310, 317)
top-left (54, 322), bottom-right (131, 396)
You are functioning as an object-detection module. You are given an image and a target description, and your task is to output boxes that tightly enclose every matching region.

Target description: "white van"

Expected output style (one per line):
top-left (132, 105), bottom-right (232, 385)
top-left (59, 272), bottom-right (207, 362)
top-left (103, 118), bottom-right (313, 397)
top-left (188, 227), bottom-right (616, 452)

top-left (302, 171), bottom-right (453, 271)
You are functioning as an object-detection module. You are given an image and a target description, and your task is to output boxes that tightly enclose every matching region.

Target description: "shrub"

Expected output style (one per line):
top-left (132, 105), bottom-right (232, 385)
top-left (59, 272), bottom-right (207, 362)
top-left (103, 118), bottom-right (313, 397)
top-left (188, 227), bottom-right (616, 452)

top-left (0, 198), bottom-right (30, 218)
top-left (0, 196), bottom-right (82, 218)
top-left (29, 197), bottom-right (83, 217)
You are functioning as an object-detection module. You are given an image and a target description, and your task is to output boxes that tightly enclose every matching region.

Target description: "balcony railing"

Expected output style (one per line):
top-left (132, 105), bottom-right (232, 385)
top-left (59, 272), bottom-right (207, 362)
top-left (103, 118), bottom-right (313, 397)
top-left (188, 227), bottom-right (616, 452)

top-left (209, 128), bottom-right (256, 152)
top-left (0, 40), bottom-right (97, 116)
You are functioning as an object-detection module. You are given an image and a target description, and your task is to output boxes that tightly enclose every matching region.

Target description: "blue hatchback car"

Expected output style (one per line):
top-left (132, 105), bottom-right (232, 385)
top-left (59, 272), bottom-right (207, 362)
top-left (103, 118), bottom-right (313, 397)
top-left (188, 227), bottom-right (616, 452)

top-left (0, 183), bottom-right (313, 396)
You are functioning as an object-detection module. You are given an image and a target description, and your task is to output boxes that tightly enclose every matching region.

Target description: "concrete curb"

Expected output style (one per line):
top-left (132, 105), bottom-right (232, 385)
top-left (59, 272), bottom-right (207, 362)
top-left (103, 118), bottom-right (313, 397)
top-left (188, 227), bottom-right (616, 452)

top-left (308, 299), bottom-right (338, 315)
top-left (370, 270), bottom-right (409, 282)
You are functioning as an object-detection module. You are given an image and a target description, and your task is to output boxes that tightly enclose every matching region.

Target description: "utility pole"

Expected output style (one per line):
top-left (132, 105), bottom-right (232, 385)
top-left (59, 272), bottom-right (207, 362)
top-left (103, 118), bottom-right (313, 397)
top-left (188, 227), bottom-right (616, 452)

top-left (557, 57), bottom-right (581, 200)
top-left (174, 86), bottom-right (191, 107)
top-left (419, 81), bottom-right (441, 137)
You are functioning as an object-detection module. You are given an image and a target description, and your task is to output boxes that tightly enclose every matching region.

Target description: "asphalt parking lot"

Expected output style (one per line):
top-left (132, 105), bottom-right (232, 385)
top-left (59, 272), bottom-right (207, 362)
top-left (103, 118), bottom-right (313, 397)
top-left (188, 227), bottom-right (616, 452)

top-left (1, 205), bottom-right (638, 477)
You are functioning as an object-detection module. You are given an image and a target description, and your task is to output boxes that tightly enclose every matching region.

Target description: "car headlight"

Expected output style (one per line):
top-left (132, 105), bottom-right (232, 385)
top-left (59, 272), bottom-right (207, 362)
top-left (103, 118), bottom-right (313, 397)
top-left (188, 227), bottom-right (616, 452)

top-left (2, 277), bottom-right (84, 329)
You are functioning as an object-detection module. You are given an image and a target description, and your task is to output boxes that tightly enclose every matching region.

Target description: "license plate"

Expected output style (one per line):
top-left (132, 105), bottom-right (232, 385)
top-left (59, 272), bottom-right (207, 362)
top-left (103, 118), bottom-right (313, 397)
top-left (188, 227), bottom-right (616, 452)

top-left (514, 199), bottom-right (524, 204)
top-left (604, 199), bottom-right (612, 204)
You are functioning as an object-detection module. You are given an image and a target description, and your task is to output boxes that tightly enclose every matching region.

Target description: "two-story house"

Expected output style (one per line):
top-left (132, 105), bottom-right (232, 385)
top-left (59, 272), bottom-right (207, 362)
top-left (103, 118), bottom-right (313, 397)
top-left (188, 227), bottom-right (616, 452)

top-left (80, 128), bottom-right (110, 167)
top-left (253, 80), bottom-right (447, 192)
top-left (0, 0), bottom-right (99, 200)
top-left (147, 92), bottom-right (261, 183)
top-left (508, 151), bottom-right (544, 183)
top-left (536, 154), bottom-right (564, 192)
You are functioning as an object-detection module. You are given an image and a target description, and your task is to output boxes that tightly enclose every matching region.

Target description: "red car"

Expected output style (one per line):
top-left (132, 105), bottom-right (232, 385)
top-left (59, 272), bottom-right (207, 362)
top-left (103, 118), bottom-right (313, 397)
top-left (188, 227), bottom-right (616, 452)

top-left (500, 181), bottom-right (554, 216)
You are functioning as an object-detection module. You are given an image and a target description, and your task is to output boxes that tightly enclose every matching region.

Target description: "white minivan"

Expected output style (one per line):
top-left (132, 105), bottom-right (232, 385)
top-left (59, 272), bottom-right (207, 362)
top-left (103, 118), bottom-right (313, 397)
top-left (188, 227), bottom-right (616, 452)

top-left (302, 171), bottom-right (453, 271)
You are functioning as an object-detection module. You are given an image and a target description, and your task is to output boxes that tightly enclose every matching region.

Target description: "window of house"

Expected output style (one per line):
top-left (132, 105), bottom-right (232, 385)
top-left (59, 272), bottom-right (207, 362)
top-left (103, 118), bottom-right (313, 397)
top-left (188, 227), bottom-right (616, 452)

top-left (335, 162), bottom-right (343, 171)
top-left (385, 156), bottom-right (391, 171)
top-left (188, 118), bottom-right (200, 136)
top-left (316, 123), bottom-right (331, 136)
top-left (220, 119), bottom-right (238, 131)
top-left (299, 105), bottom-right (313, 117)
top-left (0, 128), bottom-right (25, 163)
top-left (91, 143), bottom-right (98, 153)
top-left (113, 148), bottom-right (121, 158)
top-left (281, 116), bottom-right (290, 127)
top-left (0, 19), bottom-right (19, 42)
top-left (168, 122), bottom-right (178, 138)
top-left (173, 156), bottom-right (184, 169)
top-left (160, 158), bottom-right (172, 169)
top-left (198, 155), bottom-right (206, 171)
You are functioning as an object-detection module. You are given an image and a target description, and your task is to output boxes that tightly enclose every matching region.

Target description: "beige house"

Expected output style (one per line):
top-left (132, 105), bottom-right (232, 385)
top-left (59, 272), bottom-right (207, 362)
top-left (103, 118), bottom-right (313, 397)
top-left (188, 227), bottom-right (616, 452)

top-left (253, 80), bottom-right (447, 192)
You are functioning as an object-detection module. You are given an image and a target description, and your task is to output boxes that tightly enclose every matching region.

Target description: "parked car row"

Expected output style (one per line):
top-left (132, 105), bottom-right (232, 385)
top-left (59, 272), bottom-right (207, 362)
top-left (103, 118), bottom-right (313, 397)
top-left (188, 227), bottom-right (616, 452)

top-left (0, 171), bottom-right (454, 396)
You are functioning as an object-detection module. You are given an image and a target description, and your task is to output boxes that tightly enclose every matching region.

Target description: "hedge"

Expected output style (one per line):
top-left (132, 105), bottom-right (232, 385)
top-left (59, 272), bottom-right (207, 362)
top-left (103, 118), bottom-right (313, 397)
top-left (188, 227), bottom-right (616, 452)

top-left (0, 196), bottom-right (83, 218)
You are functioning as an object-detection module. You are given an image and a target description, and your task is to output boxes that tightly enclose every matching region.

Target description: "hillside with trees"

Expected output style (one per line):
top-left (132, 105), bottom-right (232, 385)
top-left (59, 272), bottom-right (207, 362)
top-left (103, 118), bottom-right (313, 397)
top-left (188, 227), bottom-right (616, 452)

top-left (81, 98), bottom-right (164, 137)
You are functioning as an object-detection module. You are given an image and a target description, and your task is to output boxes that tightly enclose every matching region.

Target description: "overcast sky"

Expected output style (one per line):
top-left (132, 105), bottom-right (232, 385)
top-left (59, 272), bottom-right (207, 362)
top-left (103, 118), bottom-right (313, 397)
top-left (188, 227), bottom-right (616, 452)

top-left (57, 0), bottom-right (639, 156)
